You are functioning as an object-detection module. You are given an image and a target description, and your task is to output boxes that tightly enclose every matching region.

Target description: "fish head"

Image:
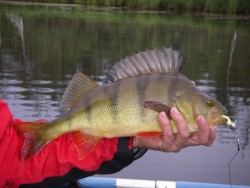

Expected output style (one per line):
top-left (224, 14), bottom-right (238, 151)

top-left (191, 92), bottom-right (227, 126)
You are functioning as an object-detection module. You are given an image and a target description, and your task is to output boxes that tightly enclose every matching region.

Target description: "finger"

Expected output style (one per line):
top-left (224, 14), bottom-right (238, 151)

top-left (158, 112), bottom-right (176, 151)
top-left (158, 112), bottom-right (174, 138)
top-left (170, 107), bottom-right (190, 149)
top-left (196, 116), bottom-right (209, 144)
top-left (185, 118), bottom-right (216, 147)
top-left (205, 125), bottom-right (216, 146)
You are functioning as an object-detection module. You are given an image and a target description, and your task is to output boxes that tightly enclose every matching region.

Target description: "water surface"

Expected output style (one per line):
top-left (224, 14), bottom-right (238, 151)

top-left (0, 3), bottom-right (249, 186)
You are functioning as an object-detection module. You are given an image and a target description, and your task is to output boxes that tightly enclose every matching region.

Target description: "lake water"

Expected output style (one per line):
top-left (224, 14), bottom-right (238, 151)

top-left (0, 3), bottom-right (249, 186)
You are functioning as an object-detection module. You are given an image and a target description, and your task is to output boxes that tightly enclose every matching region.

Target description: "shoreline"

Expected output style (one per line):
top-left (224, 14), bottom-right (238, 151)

top-left (0, 0), bottom-right (250, 19)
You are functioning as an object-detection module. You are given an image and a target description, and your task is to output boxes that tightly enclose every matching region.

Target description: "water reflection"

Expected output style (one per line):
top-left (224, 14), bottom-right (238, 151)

top-left (0, 4), bottom-right (250, 185)
top-left (8, 13), bottom-right (26, 60)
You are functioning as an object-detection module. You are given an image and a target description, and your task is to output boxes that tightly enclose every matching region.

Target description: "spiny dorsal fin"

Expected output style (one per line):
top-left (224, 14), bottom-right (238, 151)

top-left (60, 72), bottom-right (97, 112)
top-left (103, 47), bottom-right (182, 83)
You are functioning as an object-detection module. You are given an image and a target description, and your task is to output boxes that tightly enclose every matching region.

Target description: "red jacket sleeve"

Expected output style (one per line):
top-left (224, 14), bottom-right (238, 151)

top-left (0, 99), bottom-right (135, 188)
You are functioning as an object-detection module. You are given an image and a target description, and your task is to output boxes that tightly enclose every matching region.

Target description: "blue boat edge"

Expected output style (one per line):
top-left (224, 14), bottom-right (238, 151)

top-left (76, 177), bottom-right (250, 188)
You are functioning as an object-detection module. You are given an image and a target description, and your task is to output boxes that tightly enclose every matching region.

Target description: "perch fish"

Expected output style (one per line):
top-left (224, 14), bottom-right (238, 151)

top-left (14, 47), bottom-right (232, 160)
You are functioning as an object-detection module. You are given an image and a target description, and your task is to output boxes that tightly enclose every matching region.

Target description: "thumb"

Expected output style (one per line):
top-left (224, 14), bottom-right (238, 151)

top-left (158, 112), bottom-right (173, 137)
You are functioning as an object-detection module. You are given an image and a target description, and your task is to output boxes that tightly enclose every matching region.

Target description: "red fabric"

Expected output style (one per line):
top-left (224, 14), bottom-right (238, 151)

top-left (0, 99), bottom-right (131, 188)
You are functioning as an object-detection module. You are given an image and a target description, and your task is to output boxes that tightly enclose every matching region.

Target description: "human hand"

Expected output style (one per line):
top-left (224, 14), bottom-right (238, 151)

top-left (133, 107), bottom-right (216, 152)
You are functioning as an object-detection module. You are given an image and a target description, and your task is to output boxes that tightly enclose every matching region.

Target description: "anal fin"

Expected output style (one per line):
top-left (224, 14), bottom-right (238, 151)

top-left (73, 132), bottom-right (101, 160)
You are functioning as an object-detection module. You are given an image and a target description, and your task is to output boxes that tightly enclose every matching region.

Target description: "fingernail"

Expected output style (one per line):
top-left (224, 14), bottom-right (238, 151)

top-left (197, 115), bottom-right (203, 122)
top-left (197, 115), bottom-right (202, 121)
top-left (171, 107), bottom-right (178, 116)
top-left (160, 112), bottom-right (167, 119)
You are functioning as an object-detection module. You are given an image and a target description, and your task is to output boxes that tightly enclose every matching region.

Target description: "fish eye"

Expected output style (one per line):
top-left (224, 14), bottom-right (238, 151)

top-left (207, 100), bottom-right (214, 107)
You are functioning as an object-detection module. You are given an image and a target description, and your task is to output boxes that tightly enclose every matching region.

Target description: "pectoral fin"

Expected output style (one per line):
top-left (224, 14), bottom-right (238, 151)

top-left (144, 101), bottom-right (171, 119)
top-left (73, 132), bottom-right (101, 160)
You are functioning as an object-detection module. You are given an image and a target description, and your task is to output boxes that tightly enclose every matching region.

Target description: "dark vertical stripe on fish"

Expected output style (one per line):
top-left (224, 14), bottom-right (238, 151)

top-left (103, 83), bottom-right (120, 123)
top-left (136, 76), bottom-right (149, 120)
top-left (166, 75), bottom-right (179, 105)
top-left (83, 94), bottom-right (92, 124)
top-left (155, 74), bottom-right (168, 103)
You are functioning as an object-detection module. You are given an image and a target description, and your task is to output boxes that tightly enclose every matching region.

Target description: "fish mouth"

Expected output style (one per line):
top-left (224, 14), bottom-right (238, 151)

top-left (211, 116), bottom-right (227, 126)
top-left (208, 111), bottom-right (227, 126)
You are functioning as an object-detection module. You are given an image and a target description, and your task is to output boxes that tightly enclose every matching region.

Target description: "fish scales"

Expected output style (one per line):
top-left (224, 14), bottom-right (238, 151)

top-left (49, 75), bottom-right (159, 138)
top-left (73, 74), bottom-right (186, 137)
top-left (13, 47), bottom-right (230, 160)
top-left (31, 74), bottom-right (194, 140)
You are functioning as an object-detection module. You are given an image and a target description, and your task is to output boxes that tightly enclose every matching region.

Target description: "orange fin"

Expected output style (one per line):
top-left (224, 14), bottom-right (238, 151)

top-left (136, 131), bottom-right (162, 138)
top-left (144, 101), bottom-right (171, 119)
top-left (73, 132), bottom-right (101, 160)
top-left (13, 122), bottom-right (49, 160)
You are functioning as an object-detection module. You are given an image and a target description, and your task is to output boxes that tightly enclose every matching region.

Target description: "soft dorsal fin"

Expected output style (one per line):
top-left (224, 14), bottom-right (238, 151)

top-left (103, 47), bottom-right (182, 83)
top-left (60, 72), bottom-right (97, 112)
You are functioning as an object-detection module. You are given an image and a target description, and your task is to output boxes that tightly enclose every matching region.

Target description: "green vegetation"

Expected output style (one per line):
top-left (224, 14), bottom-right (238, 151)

top-left (4, 0), bottom-right (250, 15)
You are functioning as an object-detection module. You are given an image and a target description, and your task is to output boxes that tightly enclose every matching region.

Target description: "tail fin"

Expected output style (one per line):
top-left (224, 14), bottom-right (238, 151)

top-left (14, 122), bottom-right (49, 160)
